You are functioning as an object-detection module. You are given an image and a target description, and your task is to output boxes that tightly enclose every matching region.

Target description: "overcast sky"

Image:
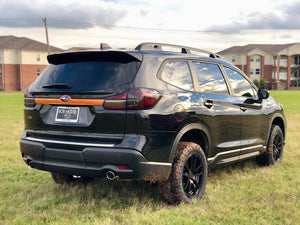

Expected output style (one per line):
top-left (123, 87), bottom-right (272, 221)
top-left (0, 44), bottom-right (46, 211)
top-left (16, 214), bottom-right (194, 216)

top-left (1, 0), bottom-right (300, 52)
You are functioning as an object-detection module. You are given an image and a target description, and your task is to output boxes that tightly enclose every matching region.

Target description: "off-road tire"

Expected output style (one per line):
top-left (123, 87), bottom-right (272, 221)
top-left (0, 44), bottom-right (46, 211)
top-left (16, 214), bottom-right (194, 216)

top-left (257, 125), bottom-right (284, 166)
top-left (158, 178), bottom-right (173, 203)
top-left (159, 141), bottom-right (207, 205)
top-left (51, 172), bottom-right (94, 184)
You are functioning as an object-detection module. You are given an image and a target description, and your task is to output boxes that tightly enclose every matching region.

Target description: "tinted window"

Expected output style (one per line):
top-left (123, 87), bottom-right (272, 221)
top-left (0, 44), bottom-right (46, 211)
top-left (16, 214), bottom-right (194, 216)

top-left (32, 61), bottom-right (140, 92)
top-left (192, 62), bottom-right (228, 95)
top-left (160, 61), bottom-right (194, 91)
top-left (224, 66), bottom-right (255, 97)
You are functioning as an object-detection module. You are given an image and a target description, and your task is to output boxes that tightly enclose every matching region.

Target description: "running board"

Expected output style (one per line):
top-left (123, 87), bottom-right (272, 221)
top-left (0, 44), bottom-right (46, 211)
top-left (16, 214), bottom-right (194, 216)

top-left (208, 145), bottom-right (265, 168)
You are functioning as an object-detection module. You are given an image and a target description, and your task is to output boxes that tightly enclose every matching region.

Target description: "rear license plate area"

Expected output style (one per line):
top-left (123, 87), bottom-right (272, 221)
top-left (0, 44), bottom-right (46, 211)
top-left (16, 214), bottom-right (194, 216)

top-left (55, 107), bottom-right (80, 123)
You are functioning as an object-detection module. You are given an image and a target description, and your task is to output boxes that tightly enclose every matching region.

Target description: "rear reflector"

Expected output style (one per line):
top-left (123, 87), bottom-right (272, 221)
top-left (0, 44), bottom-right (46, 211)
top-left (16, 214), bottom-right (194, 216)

top-left (104, 88), bottom-right (161, 110)
top-left (118, 165), bottom-right (132, 170)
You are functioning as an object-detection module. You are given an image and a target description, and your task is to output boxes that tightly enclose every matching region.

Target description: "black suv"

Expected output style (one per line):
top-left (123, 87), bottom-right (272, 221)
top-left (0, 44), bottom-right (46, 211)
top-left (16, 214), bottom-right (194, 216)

top-left (20, 43), bottom-right (286, 204)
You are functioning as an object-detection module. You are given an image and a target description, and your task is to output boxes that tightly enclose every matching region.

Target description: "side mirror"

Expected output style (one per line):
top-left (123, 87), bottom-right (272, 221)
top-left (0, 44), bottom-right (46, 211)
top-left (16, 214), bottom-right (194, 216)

top-left (258, 89), bottom-right (269, 100)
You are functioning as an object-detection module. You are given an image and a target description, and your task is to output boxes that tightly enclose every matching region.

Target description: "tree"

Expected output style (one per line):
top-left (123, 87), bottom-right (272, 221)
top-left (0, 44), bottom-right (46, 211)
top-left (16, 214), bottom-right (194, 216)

top-left (253, 79), bottom-right (260, 88)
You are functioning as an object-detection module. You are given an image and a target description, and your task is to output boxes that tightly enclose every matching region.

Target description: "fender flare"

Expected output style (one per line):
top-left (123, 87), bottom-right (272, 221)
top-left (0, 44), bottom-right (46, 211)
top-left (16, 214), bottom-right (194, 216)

top-left (168, 123), bottom-right (211, 162)
top-left (267, 112), bottom-right (286, 141)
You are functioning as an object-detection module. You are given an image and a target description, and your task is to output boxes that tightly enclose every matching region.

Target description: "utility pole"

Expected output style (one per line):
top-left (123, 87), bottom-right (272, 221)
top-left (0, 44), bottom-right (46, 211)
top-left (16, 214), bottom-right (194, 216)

top-left (42, 18), bottom-right (51, 55)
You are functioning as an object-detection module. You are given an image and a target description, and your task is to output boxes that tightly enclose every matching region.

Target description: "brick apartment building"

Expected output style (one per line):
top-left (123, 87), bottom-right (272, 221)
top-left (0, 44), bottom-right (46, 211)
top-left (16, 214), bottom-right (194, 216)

top-left (0, 35), bottom-right (63, 91)
top-left (218, 43), bottom-right (300, 90)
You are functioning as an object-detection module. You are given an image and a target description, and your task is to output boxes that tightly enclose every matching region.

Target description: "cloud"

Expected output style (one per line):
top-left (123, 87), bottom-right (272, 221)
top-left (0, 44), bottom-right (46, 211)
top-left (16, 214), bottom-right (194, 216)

top-left (204, 2), bottom-right (300, 34)
top-left (0, 0), bottom-right (127, 29)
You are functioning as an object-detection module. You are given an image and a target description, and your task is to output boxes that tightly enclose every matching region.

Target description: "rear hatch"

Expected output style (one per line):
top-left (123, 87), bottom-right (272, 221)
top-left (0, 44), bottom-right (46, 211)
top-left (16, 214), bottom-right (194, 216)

top-left (24, 50), bottom-right (142, 146)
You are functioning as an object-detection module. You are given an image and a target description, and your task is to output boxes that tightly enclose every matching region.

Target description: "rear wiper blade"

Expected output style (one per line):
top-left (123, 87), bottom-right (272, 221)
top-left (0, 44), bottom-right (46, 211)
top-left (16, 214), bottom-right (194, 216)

top-left (42, 83), bottom-right (71, 89)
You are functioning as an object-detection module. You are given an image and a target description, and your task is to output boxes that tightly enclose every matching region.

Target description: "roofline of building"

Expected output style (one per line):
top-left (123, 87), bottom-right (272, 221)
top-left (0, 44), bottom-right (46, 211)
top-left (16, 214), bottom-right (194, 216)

top-left (218, 43), bottom-right (299, 55)
top-left (0, 35), bottom-right (64, 52)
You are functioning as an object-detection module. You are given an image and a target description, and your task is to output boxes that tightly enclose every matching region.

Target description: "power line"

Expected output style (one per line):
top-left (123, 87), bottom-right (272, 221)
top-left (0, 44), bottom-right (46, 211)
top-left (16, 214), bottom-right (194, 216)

top-left (0, 18), bottom-right (41, 21)
top-left (48, 18), bottom-right (202, 33)
top-left (0, 17), bottom-right (203, 33)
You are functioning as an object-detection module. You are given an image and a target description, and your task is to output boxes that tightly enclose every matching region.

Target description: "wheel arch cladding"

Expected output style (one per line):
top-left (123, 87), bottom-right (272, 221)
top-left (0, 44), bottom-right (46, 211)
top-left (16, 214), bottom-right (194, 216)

top-left (169, 123), bottom-right (211, 162)
top-left (272, 115), bottom-right (286, 140)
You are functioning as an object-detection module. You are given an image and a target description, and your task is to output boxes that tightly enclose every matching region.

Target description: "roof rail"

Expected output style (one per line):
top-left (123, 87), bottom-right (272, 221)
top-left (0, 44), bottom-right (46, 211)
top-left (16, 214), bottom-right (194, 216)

top-left (135, 42), bottom-right (221, 59)
top-left (66, 47), bottom-right (98, 52)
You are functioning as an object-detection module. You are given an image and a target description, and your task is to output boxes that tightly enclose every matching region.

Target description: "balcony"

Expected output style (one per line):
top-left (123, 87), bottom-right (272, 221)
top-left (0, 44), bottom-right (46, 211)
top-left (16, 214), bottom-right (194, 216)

top-left (291, 63), bottom-right (300, 68)
top-left (279, 72), bottom-right (287, 80)
top-left (274, 59), bottom-right (288, 67)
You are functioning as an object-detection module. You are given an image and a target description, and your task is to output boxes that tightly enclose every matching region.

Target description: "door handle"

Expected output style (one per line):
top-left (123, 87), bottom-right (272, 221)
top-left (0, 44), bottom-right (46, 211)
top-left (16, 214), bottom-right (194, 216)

top-left (204, 100), bottom-right (213, 109)
top-left (240, 106), bottom-right (247, 112)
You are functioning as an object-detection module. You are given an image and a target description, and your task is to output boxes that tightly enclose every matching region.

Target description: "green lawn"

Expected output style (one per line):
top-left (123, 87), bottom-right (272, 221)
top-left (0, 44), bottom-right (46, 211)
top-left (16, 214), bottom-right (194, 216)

top-left (0, 92), bottom-right (299, 225)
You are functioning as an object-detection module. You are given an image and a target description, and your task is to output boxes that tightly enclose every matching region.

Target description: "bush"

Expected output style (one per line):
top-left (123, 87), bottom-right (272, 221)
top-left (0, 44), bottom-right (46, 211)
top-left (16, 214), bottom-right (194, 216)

top-left (253, 79), bottom-right (259, 88)
top-left (259, 77), bottom-right (266, 89)
top-left (253, 77), bottom-right (266, 89)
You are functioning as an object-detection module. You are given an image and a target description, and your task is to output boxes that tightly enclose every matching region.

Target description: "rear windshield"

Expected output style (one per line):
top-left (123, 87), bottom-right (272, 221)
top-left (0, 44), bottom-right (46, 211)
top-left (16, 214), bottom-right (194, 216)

top-left (32, 61), bottom-right (140, 92)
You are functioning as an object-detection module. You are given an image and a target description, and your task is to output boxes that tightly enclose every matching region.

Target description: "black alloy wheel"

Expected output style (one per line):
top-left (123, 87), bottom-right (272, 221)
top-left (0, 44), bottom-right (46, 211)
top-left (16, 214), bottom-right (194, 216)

top-left (182, 154), bottom-right (204, 198)
top-left (272, 132), bottom-right (283, 162)
top-left (256, 125), bottom-right (284, 166)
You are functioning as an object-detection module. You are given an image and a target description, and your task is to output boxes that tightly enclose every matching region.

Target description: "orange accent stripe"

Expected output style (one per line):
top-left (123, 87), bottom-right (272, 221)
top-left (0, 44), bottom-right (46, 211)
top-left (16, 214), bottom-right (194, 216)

top-left (35, 97), bottom-right (104, 106)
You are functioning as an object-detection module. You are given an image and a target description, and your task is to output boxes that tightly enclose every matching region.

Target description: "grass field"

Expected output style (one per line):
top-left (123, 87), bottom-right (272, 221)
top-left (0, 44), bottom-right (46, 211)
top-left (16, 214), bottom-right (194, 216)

top-left (0, 91), bottom-right (299, 225)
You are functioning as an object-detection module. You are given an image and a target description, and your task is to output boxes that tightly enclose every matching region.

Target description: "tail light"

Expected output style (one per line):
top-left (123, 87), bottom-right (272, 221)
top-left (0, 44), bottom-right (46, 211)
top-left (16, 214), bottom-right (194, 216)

top-left (24, 90), bottom-right (35, 107)
top-left (104, 88), bottom-right (161, 110)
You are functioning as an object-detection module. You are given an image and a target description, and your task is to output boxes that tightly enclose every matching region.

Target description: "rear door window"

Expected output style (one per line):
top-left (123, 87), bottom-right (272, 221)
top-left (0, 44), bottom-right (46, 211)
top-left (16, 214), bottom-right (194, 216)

top-left (160, 61), bottom-right (194, 91)
top-left (192, 62), bottom-right (229, 95)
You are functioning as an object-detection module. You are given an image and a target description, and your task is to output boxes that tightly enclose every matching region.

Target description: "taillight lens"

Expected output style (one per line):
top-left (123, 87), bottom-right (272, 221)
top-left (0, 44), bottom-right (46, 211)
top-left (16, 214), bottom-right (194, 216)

top-left (104, 88), bottom-right (161, 110)
top-left (103, 92), bottom-right (127, 110)
top-left (24, 89), bottom-right (35, 107)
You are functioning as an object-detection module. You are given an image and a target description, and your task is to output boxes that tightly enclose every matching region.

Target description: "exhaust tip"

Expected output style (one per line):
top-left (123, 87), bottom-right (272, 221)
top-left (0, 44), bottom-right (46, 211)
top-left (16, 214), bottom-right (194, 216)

top-left (106, 171), bottom-right (116, 180)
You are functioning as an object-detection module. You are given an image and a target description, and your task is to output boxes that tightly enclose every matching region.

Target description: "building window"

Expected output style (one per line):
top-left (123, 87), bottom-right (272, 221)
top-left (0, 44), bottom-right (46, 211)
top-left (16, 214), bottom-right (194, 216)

top-left (250, 69), bottom-right (254, 75)
top-left (290, 70), bottom-right (300, 87)
top-left (255, 69), bottom-right (260, 75)
top-left (37, 54), bottom-right (40, 61)
top-left (250, 56), bottom-right (254, 62)
top-left (37, 69), bottom-right (41, 76)
top-left (256, 57), bottom-right (260, 62)
top-left (232, 56), bottom-right (236, 63)
top-left (295, 56), bottom-right (299, 65)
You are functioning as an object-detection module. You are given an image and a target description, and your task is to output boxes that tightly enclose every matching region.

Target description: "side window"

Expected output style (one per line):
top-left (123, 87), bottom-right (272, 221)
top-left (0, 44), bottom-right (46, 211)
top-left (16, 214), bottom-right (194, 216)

top-left (224, 66), bottom-right (256, 98)
top-left (160, 61), bottom-right (194, 91)
top-left (192, 61), bottom-right (228, 95)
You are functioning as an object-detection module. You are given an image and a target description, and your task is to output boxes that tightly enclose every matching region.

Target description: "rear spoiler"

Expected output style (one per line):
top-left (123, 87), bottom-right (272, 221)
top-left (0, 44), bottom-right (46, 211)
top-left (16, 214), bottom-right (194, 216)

top-left (47, 51), bottom-right (142, 65)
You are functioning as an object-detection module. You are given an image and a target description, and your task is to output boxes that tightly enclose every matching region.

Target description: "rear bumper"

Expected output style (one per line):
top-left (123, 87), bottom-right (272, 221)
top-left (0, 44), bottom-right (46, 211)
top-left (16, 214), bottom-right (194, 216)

top-left (20, 138), bottom-right (171, 182)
